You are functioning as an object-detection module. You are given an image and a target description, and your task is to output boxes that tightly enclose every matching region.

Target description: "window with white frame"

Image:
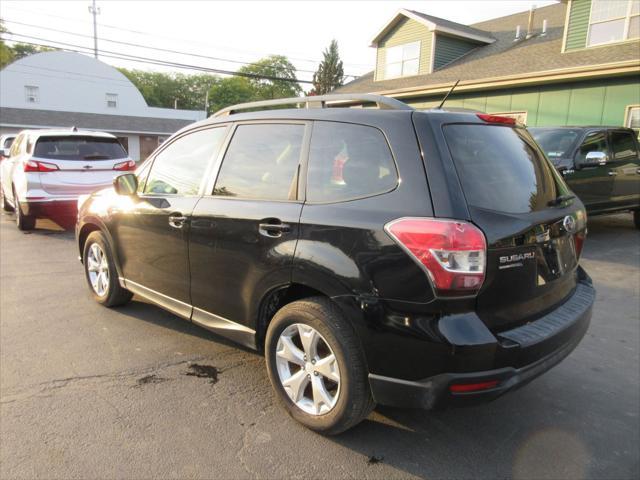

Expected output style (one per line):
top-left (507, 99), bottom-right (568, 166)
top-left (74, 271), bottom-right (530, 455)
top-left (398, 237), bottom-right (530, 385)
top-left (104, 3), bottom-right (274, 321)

top-left (588, 0), bottom-right (640, 46)
top-left (106, 93), bottom-right (118, 108)
top-left (24, 85), bottom-right (39, 103)
top-left (385, 41), bottom-right (420, 78)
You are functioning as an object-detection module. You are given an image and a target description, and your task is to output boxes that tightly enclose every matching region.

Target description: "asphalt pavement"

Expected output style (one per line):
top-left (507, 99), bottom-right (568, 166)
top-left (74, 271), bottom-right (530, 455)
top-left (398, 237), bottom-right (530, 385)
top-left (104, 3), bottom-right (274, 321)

top-left (1, 210), bottom-right (638, 479)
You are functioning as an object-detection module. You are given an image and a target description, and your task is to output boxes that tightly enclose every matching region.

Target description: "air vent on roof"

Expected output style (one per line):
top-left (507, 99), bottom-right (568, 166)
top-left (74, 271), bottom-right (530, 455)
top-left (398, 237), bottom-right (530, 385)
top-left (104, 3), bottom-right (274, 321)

top-left (514, 25), bottom-right (522, 41)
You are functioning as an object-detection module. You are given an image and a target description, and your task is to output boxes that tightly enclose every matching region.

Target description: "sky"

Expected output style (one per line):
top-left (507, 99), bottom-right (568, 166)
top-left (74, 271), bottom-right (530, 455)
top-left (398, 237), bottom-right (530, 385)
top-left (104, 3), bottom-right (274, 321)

top-left (1, 0), bottom-right (558, 83)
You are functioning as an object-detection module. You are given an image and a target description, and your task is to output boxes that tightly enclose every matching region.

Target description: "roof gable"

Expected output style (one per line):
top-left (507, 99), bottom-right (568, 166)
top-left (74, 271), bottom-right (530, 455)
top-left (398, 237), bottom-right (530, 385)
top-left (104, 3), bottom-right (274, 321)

top-left (370, 8), bottom-right (495, 46)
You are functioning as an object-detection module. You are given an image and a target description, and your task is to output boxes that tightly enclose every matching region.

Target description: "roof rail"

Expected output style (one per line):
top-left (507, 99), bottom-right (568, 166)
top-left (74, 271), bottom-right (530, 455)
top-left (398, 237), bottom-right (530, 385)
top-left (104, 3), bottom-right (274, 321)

top-left (211, 93), bottom-right (413, 118)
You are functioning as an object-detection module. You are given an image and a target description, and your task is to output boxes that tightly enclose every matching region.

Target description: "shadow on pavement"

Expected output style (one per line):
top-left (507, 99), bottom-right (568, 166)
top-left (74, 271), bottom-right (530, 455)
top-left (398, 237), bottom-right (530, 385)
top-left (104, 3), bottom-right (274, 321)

top-left (113, 298), bottom-right (259, 354)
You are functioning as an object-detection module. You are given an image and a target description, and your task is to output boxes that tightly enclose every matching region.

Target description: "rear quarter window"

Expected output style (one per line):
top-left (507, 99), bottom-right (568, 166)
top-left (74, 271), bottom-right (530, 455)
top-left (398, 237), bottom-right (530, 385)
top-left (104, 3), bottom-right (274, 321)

top-left (307, 122), bottom-right (398, 203)
top-left (444, 124), bottom-right (558, 214)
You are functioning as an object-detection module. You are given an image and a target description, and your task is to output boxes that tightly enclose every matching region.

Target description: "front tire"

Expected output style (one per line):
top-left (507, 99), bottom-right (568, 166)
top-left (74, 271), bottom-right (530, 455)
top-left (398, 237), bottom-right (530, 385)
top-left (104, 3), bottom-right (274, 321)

top-left (83, 231), bottom-right (132, 307)
top-left (265, 297), bottom-right (374, 435)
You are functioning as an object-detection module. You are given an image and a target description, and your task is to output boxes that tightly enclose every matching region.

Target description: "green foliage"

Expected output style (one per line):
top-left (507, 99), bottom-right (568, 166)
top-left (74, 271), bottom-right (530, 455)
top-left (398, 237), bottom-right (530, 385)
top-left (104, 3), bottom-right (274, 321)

top-left (1, 17), bottom-right (57, 69)
top-left (238, 55), bottom-right (302, 99)
top-left (207, 76), bottom-right (255, 115)
top-left (120, 55), bottom-right (302, 114)
top-left (311, 40), bottom-right (344, 95)
top-left (0, 18), bottom-right (14, 69)
top-left (11, 43), bottom-right (55, 61)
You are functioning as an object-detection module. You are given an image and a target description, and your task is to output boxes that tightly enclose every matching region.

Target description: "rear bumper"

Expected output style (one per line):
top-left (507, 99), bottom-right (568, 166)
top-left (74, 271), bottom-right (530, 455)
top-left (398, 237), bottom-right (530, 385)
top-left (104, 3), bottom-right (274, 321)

top-left (369, 272), bottom-right (594, 409)
top-left (20, 199), bottom-right (77, 218)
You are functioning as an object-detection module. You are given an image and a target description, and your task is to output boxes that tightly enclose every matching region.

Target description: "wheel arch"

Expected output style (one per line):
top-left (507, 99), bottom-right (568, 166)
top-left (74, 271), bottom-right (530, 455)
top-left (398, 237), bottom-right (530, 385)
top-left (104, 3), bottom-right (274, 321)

top-left (255, 282), bottom-right (367, 353)
top-left (256, 283), bottom-right (330, 352)
top-left (78, 217), bottom-right (125, 279)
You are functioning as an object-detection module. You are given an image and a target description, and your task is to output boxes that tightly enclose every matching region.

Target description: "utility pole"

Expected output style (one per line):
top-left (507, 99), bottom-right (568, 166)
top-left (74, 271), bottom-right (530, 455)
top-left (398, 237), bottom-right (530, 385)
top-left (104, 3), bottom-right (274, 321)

top-left (88, 0), bottom-right (100, 58)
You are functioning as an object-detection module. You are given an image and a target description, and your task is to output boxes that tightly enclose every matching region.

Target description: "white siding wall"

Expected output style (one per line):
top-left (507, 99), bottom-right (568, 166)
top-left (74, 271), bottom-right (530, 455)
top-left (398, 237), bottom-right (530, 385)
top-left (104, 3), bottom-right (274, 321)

top-left (0, 51), bottom-right (204, 121)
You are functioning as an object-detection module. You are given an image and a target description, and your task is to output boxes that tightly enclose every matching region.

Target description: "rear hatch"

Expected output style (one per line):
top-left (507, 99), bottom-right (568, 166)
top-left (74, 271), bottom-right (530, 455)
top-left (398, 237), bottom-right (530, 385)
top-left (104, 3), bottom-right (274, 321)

top-left (441, 120), bottom-right (586, 331)
top-left (31, 136), bottom-right (132, 195)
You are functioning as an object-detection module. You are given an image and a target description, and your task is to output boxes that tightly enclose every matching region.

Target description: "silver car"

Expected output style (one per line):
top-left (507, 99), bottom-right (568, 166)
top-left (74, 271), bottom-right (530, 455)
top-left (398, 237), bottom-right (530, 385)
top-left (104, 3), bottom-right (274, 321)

top-left (0, 128), bottom-right (134, 230)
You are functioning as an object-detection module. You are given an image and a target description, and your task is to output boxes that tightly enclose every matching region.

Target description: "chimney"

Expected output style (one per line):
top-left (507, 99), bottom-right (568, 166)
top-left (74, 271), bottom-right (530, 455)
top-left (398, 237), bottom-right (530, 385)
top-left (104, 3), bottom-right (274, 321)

top-left (526, 5), bottom-right (536, 39)
top-left (514, 24), bottom-right (522, 41)
top-left (541, 19), bottom-right (548, 36)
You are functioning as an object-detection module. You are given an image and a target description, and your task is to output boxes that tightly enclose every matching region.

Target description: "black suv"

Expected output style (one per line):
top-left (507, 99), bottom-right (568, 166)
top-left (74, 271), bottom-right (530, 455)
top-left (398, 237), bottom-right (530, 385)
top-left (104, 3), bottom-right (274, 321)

top-left (530, 126), bottom-right (640, 227)
top-left (76, 95), bottom-right (595, 434)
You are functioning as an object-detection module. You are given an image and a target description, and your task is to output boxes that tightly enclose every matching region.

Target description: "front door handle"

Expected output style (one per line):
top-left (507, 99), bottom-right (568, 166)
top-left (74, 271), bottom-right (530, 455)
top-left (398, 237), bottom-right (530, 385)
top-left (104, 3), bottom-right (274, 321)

top-left (608, 171), bottom-right (618, 176)
top-left (168, 214), bottom-right (188, 229)
top-left (258, 222), bottom-right (291, 238)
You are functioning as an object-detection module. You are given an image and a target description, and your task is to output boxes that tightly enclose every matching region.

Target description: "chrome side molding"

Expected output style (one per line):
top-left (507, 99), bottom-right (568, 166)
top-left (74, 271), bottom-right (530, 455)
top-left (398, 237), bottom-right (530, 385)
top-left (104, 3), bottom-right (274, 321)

top-left (120, 278), bottom-right (256, 349)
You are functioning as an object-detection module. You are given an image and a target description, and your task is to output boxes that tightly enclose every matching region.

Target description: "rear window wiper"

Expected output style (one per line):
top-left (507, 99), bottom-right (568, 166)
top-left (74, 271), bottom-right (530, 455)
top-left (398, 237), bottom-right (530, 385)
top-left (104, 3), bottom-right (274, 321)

top-left (548, 194), bottom-right (575, 207)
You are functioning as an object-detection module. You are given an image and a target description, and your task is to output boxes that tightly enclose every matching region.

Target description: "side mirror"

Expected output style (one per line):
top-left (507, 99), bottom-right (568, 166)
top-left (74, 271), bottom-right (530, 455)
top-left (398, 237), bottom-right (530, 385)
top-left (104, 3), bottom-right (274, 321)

top-left (113, 173), bottom-right (138, 196)
top-left (0, 148), bottom-right (10, 158)
top-left (576, 151), bottom-right (607, 169)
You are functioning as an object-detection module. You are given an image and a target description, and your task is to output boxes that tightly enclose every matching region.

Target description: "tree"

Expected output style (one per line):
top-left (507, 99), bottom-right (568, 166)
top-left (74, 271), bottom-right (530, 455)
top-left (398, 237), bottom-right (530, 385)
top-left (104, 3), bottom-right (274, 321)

top-left (207, 76), bottom-right (254, 115)
top-left (311, 40), bottom-right (344, 95)
top-left (0, 19), bottom-right (15, 69)
top-left (239, 55), bottom-right (301, 100)
top-left (11, 43), bottom-right (55, 61)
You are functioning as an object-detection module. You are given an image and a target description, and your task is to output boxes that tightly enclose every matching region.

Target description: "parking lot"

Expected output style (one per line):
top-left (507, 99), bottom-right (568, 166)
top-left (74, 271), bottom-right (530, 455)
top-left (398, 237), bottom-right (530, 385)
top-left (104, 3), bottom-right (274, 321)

top-left (0, 210), bottom-right (638, 479)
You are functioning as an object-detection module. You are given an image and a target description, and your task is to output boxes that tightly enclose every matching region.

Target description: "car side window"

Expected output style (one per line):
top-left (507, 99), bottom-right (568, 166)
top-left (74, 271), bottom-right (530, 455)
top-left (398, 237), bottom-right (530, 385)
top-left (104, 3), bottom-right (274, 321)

top-left (575, 132), bottom-right (608, 166)
top-left (213, 124), bottom-right (304, 200)
top-left (307, 122), bottom-right (398, 203)
top-left (610, 131), bottom-right (639, 162)
top-left (144, 127), bottom-right (227, 195)
top-left (9, 134), bottom-right (24, 157)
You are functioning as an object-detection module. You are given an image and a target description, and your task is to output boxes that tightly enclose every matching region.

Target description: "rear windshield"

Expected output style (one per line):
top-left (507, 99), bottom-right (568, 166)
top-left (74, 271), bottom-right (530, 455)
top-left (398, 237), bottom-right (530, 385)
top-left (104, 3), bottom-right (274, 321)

top-left (444, 124), bottom-right (558, 214)
top-left (33, 136), bottom-right (127, 161)
top-left (529, 128), bottom-right (581, 160)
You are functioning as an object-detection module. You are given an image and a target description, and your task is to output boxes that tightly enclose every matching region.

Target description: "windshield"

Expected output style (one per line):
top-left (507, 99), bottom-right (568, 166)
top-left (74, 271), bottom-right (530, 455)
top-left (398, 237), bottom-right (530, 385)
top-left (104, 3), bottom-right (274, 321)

top-left (529, 128), bottom-right (581, 160)
top-left (33, 136), bottom-right (127, 161)
top-left (2, 137), bottom-right (14, 149)
top-left (444, 124), bottom-right (558, 214)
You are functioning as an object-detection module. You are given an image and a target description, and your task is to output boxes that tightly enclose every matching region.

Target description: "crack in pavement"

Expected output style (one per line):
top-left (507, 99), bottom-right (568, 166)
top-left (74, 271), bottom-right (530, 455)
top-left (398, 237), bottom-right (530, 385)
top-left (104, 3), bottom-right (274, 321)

top-left (0, 356), bottom-right (211, 404)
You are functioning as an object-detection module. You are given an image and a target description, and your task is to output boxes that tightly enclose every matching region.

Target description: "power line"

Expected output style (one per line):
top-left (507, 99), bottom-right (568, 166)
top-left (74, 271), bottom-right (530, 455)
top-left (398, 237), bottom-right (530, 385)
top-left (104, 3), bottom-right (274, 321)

top-left (2, 34), bottom-right (316, 84)
top-left (2, 19), bottom-right (361, 78)
top-left (1, 5), bottom-right (372, 69)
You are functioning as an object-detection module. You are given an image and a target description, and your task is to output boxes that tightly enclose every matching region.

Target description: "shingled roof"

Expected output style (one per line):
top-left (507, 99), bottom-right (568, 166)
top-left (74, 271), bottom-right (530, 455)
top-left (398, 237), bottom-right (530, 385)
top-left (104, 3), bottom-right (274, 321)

top-left (339, 3), bottom-right (640, 95)
top-left (370, 8), bottom-right (495, 46)
top-left (0, 107), bottom-right (193, 134)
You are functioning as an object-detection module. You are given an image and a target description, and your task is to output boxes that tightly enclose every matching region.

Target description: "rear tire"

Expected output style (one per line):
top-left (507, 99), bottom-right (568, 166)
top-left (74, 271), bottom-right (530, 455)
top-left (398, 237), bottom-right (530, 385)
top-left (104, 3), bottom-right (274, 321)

top-left (265, 297), bottom-right (374, 435)
top-left (83, 230), bottom-right (132, 307)
top-left (14, 188), bottom-right (35, 231)
top-left (634, 210), bottom-right (640, 230)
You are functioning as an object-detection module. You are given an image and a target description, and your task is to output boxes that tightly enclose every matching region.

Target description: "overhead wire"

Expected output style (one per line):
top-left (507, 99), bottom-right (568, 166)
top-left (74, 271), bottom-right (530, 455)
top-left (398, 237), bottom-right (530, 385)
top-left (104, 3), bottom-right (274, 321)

top-left (2, 33), bottom-right (315, 84)
top-left (2, 19), bottom-right (362, 78)
top-left (1, 6), bottom-right (372, 69)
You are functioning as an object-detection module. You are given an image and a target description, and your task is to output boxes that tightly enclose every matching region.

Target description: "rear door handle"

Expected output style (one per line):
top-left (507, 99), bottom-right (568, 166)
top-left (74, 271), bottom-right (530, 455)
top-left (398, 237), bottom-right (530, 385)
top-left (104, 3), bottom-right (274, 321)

top-left (608, 171), bottom-right (618, 176)
top-left (258, 222), bottom-right (291, 238)
top-left (168, 214), bottom-right (188, 229)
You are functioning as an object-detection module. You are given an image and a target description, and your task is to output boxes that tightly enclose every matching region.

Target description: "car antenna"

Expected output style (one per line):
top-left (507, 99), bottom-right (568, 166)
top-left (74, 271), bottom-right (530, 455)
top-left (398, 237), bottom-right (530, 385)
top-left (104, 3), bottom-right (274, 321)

top-left (436, 80), bottom-right (460, 109)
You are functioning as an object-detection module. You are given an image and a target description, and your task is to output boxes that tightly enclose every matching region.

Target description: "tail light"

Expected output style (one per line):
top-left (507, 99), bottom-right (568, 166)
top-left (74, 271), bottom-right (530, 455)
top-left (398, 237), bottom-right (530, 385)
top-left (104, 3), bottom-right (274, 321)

top-left (385, 218), bottom-right (487, 297)
top-left (477, 113), bottom-right (516, 125)
top-left (24, 160), bottom-right (59, 172)
top-left (574, 209), bottom-right (587, 259)
top-left (113, 160), bottom-right (136, 171)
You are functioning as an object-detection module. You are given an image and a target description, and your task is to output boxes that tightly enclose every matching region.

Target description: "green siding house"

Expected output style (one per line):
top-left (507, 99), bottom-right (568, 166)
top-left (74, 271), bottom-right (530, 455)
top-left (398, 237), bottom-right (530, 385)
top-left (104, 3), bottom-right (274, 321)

top-left (338, 1), bottom-right (640, 130)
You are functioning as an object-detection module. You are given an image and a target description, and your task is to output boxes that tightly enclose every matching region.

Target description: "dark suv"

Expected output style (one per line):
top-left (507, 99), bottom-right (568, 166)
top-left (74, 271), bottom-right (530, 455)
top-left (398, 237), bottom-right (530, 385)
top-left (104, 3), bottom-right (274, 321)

top-left (529, 126), bottom-right (640, 227)
top-left (76, 94), bottom-right (595, 434)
